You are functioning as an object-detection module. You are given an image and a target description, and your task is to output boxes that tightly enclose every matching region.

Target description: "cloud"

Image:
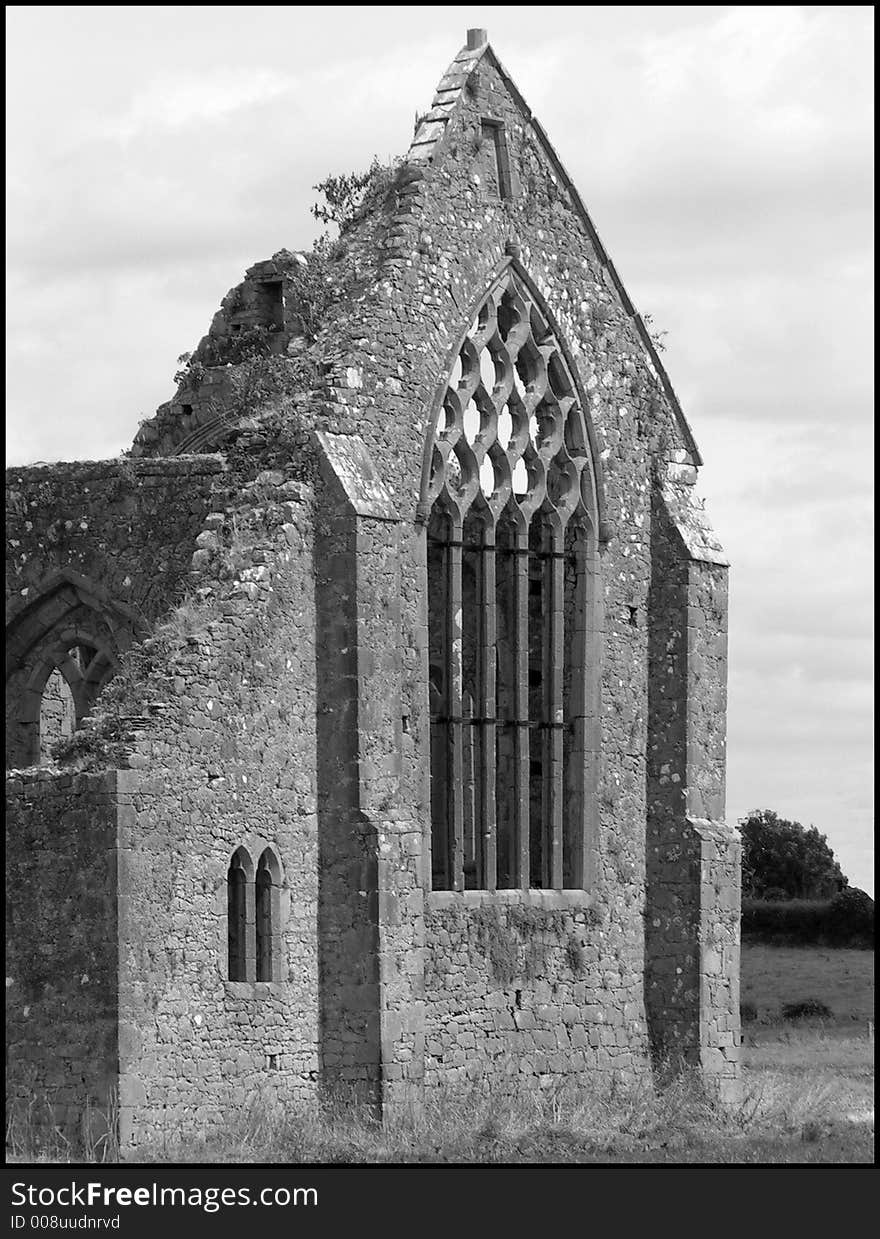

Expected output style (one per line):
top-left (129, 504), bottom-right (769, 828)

top-left (101, 69), bottom-right (295, 141)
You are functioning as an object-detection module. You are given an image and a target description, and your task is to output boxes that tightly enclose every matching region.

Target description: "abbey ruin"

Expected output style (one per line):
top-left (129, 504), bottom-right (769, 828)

top-left (5, 31), bottom-right (741, 1152)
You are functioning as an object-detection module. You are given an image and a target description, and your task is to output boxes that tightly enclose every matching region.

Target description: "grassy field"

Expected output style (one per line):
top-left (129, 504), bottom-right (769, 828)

top-left (729, 943), bottom-right (874, 1163)
top-left (741, 944), bottom-right (874, 1025)
top-left (7, 945), bottom-right (873, 1165)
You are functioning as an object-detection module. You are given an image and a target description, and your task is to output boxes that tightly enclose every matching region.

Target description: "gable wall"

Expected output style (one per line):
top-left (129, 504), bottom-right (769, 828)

top-left (301, 50), bottom-right (696, 1088)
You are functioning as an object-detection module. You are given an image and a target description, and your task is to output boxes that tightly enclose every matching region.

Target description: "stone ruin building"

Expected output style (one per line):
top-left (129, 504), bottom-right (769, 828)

top-left (5, 30), bottom-right (741, 1153)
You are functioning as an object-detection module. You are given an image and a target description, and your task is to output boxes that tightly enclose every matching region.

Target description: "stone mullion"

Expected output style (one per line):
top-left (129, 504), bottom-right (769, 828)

top-left (514, 526), bottom-right (530, 890)
top-left (547, 524), bottom-right (565, 890)
top-left (244, 880), bottom-right (256, 984)
top-left (447, 532), bottom-right (465, 892)
top-left (480, 524), bottom-right (497, 891)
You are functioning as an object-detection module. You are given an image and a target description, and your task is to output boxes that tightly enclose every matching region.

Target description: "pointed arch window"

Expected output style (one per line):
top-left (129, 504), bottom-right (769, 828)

top-left (424, 268), bottom-right (601, 891)
top-left (6, 628), bottom-right (118, 770)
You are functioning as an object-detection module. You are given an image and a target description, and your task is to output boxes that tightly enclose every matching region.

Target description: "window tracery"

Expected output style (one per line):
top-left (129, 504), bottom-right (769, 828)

top-left (426, 269), bottom-right (600, 891)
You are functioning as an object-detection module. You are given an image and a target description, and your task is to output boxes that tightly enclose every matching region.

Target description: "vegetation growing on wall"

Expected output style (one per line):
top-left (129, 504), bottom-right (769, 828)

top-left (168, 157), bottom-right (408, 425)
top-left (49, 591), bottom-right (218, 769)
top-left (311, 157), bottom-right (400, 232)
top-left (470, 906), bottom-right (591, 985)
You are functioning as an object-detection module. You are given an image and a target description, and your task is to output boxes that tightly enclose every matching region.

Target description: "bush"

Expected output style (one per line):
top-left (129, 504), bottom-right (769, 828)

top-left (781, 999), bottom-right (833, 1021)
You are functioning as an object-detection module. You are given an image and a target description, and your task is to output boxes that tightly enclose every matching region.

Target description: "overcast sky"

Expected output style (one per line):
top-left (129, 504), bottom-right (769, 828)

top-left (6, 6), bottom-right (874, 893)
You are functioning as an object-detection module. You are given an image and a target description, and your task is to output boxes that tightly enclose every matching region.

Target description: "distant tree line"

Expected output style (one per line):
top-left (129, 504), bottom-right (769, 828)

top-left (739, 809), bottom-right (873, 948)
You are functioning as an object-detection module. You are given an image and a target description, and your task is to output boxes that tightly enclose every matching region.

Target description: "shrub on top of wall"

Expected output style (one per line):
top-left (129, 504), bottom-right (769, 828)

top-left (741, 893), bottom-right (874, 948)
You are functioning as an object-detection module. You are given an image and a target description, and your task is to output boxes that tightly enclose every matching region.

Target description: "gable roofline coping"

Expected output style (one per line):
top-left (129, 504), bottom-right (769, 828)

top-left (407, 36), bottom-right (703, 469)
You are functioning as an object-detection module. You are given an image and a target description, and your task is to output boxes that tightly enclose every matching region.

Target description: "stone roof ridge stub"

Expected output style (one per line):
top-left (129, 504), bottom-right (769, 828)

top-left (408, 30), bottom-right (493, 164)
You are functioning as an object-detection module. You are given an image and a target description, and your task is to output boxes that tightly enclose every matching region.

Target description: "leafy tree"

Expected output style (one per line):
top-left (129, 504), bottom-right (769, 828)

top-left (739, 809), bottom-right (849, 900)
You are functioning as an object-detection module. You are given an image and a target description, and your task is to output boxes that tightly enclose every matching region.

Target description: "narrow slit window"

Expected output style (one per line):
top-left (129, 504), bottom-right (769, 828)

top-left (480, 120), bottom-right (513, 201)
top-left (461, 507), bottom-right (493, 889)
top-left (563, 517), bottom-right (591, 887)
top-left (227, 852), bottom-right (248, 981)
top-left (527, 512), bottom-right (552, 889)
top-left (255, 851), bottom-right (274, 981)
top-left (255, 847), bottom-right (282, 981)
top-left (494, 508), bottom-right (519, 888)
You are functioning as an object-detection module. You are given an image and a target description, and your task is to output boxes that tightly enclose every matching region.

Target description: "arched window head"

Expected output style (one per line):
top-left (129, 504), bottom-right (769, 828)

top-left (424, 268), bottom-right (601, 892)
top-left (227, 848), bottom-right (252, 981)
top-left (6, 572), bottom-right (131, 770)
